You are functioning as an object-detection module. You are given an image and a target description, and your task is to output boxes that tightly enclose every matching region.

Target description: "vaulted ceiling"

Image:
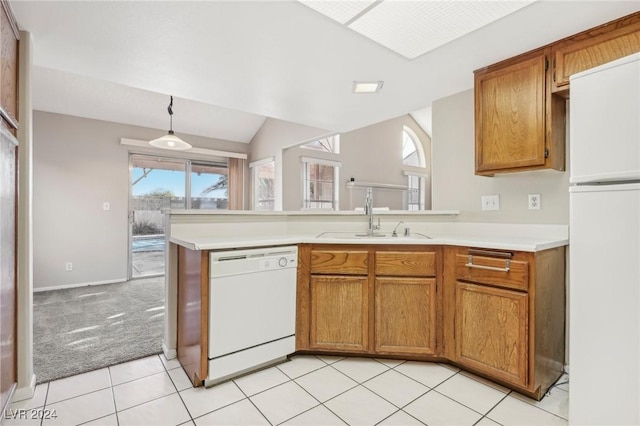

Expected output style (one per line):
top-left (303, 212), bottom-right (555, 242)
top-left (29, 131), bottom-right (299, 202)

top-left (12, 1), bottom-right (639, 143)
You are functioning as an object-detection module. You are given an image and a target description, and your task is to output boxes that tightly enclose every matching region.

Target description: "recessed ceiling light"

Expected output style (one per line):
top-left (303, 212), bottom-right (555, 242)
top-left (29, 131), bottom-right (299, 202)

top-left (353, 81), bottom-right (384, 94)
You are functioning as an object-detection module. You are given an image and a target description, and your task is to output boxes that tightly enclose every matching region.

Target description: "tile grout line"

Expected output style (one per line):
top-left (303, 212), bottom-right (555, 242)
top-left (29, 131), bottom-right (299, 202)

top-left (229, 379), bottom-right (274, 426)
top-left (391, 362), bottom-right (459, 391)
top-left (275, 358), bottom-right (330, 381)
top-left (316, 360), bottom-right (420, 425)
top-left (40, 383), bottom-right (49, 426)
top-left (107, 366), bottom-right (120, 426)
top-left (160, 354), bottom-right (195, 425)
top-left (510, 387), bottom-right (570, 421)
top-left (272, 378), bottom-right (325, 425)
top-left (478, 390), bottom-right (512, 425)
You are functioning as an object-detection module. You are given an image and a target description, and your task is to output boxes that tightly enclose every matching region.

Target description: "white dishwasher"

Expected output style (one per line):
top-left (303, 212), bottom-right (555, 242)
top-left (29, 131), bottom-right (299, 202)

top-left (206, 245), bottom-right (297, 386)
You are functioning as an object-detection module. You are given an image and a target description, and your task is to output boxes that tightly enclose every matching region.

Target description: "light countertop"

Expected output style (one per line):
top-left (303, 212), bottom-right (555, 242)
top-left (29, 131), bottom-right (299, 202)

top-left (170, 232), bottom-right (567, 252)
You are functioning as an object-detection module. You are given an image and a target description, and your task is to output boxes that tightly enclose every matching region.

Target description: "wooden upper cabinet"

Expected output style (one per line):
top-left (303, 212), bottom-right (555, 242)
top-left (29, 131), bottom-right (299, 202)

top-left (474, 49), bottom-right (565, 175)
top-left (473, 11), bottom-right (640, 176)
top-left (0, 1), bottom-right (18, 130)
top-left (552, 12), bottom-right (640, 92)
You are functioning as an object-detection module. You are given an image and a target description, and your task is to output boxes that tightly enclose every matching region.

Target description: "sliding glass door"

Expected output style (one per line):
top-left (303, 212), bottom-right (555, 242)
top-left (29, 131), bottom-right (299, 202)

top-left (129, 156), bottom-right (186, 278)
top-left (128, 154), bottom-right (234, 278)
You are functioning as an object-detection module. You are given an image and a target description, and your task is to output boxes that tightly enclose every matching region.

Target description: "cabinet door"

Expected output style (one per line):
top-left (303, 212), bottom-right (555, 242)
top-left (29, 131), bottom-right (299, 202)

top-left (375, 277), bottom-right (436, 355)
top-left (310, 275), bottom-right (369, 352)
top-left (475, 53), bottom-right (547, 174)
top-left (552, 15), bottom-right (640, 91)
top-left (455, 282), bottom-right (528, 387)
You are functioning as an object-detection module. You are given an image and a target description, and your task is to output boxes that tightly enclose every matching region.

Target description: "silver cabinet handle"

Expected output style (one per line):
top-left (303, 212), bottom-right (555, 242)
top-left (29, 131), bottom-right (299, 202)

top-left (466, 255), bottom-right (511, 272)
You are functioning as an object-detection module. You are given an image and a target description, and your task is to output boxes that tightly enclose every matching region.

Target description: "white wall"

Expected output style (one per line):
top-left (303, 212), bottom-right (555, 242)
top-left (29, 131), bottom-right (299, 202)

top-left (249, 117), bottom-right (329, 161)
top-left (432, 89), bottom-right (570, 224)
top-left (33, 111), bottom-right (249, 290)
top-left (248, 117), bottom-right (330, 210)
top-left (281, 115), bottom-right (432, 211)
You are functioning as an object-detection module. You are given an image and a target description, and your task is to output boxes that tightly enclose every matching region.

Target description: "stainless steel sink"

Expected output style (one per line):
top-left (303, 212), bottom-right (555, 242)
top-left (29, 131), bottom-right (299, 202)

top-left (316, 232), bottom-right (432, 239)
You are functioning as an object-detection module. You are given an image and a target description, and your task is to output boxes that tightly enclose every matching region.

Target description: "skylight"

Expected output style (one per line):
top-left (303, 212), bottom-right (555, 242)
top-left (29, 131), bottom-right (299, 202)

top-left (299, 0), bottom-right (538, 60)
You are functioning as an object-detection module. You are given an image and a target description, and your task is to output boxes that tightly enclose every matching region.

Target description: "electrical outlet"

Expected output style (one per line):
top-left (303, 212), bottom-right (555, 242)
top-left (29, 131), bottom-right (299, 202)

top-left (103, 202), bottom-right (110, 211)
top-left (65, 262), bottom-right (73, 272)
top-left (528, 193), bottom-right (541, 210)
top-left (482, 195), bottom-right (500, 211)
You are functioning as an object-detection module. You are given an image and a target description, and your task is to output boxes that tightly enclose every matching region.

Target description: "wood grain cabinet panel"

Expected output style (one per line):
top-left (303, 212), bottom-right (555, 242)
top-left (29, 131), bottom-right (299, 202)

top-left (310, 250), bottom-right (368, 275)
top-left (375, 251), bottom-right (435, 277)
top-left (455, 254), bottom-right (528, 291)
top-left (298, 244), bottom-right (564, 400)
top-left (475, 52), bottom-right (548, 174)
top-left (374, 277), bottom-right (436, 355)
top-left (309, 275), bottom-right (369, 352)
top-left (552, 13), bottom-right (640, 91)
top-left (455, 282), bottom-right (529, 387)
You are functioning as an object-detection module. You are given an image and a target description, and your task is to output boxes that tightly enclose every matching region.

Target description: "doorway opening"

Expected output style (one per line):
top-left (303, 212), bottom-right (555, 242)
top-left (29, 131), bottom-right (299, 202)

top-left (128, 154), bottom-right (230, 279)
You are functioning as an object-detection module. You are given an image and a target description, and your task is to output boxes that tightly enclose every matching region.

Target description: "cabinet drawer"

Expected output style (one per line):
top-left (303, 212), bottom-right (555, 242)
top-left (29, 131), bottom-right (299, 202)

top-left (311, 250), bottom-right (368, 275)
top-left (455, 254), bottom-right (528, 291)
top-left (375, 251), bottom-right (436, 277)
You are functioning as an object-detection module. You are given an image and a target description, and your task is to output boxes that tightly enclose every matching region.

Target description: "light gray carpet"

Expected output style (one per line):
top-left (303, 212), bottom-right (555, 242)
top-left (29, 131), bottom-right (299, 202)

top-left (34, 277), bottom-right (164, 384)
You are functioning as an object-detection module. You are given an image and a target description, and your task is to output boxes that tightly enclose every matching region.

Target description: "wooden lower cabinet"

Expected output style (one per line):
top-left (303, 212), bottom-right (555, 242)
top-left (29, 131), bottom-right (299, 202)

top-left (309, 275), bottom-right (369, 352)
top-left (297, 243), bottom-right (565, 400)
top-left (298, 244), bottom-right (440, 357)
top-left (455, 282), bottom-right (528, 387)
top-left (375, 277), bottom-right (436, 355)
top-left (445, 246), bottom-right (566, 399)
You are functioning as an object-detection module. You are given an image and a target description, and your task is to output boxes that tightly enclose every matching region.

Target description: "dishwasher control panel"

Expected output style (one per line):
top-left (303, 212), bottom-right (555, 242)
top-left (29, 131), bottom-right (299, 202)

top-left (210, 246), bottom-right (299, 278)
top-left (259, 255), bottom-right (297, 271)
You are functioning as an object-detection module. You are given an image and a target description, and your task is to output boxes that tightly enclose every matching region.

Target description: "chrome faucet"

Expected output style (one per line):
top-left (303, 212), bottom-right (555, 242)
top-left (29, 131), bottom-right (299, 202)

top-left (364, 187), bottom-right (380, 236)
top-left (392, 221), bottom-right (404, 237)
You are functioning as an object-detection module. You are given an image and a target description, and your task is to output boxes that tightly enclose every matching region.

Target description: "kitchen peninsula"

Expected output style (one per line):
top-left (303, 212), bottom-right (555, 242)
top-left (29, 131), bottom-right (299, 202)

top-left (165, 210), bottom-right (567, 400)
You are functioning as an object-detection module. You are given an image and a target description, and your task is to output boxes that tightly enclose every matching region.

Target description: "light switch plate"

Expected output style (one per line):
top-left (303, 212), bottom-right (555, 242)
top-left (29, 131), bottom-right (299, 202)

top-left (528, 193), bottom-right (541, 210)
top-left (103, 202), bottom-right (111, 211)
top-left (482, 195), bottom-right (500, 211)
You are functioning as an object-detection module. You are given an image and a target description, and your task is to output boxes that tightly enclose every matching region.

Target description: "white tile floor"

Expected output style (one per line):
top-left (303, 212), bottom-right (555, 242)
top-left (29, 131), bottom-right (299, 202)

top-left (6, 354), bottom-right (569, 426)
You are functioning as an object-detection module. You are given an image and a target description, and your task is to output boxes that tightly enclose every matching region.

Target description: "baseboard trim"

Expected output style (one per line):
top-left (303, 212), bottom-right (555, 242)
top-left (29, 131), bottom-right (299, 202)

top-left (12, 374), bottom-right (37, 402)
top-left (33, 278), bottom-right (128, 292)
top-left (163, 343), bottom-right (177, 360)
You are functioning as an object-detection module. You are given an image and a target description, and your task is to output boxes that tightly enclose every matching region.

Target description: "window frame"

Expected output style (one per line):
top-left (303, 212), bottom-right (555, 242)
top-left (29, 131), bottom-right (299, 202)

top-left (401, 126), bottom-right (428, 210)
top-left (300, 156), bottom-right (341, 210)
top-left (300, 134), bottom-right (340, 154)
top-left (404, 171), bottom-right (426, 211)
top-left (249, 157), bottom-right (276, 211)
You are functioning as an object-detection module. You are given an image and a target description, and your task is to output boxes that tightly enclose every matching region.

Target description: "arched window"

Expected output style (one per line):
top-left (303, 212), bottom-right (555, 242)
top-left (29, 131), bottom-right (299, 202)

top-left (402, 126), bottom-right (425, 168)
top-left (402, 126), bottom-right (427, 210)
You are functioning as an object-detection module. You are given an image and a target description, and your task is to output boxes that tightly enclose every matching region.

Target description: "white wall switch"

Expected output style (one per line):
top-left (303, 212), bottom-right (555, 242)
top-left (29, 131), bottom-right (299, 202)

top-left (103, 202), bottom-right (111, 211)
top-left (528, 193), bottom-right (541, 210)
top-left (65, 262), bottom-right (73, 271)
top-left (482, 195), bottom-right (500, 211)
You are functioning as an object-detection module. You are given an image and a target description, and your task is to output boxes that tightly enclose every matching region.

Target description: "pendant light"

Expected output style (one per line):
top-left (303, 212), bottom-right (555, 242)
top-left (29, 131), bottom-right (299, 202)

top-left (149, 96), bottom-right (192, 150)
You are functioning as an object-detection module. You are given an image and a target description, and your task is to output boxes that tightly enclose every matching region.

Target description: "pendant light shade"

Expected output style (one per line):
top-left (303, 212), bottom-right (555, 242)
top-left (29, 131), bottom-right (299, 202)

top-left (149, 96), bottom-right (192, 150)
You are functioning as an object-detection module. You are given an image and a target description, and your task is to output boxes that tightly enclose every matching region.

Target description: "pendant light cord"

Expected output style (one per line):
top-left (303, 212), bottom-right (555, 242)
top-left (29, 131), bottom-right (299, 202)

top-left (168, 96), bottom-right (174, 133)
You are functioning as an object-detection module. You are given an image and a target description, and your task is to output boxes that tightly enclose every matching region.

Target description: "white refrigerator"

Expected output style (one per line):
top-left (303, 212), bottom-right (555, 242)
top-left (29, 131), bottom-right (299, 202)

top-left (569, 53), bottom-right (640, 425)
